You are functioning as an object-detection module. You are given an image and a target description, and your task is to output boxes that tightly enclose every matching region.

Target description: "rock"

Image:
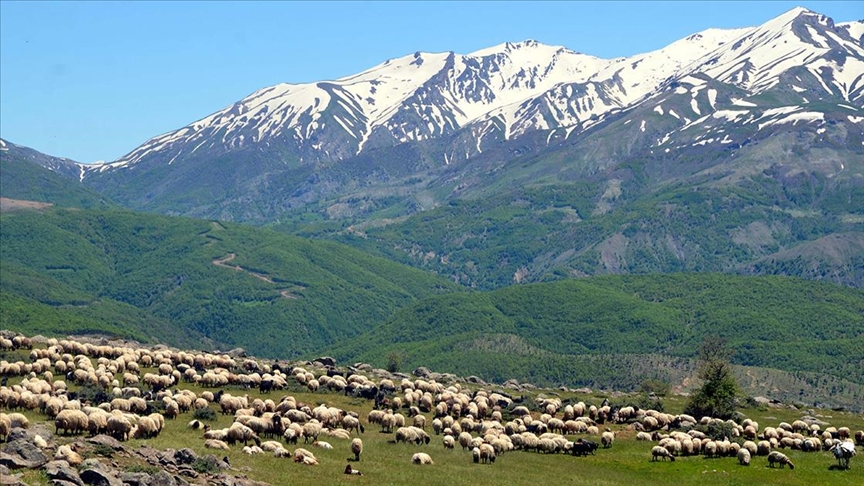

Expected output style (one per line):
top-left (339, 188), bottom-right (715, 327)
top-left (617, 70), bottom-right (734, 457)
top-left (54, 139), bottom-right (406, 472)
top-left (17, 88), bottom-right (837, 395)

top-left (145, 471), bottom-right (180, 486)
top-left (50, 480), bottom-right (81, 486)
top-left (754, 396), bottom-right (771, 405)
top-left (574, 387), bottom-right (593, 394)
top-left (80, 466), bottom-right (123, 486)
top-left (44, 460), bottom-right (84, 486)
top-left (173, 448), bottom-right (198, 465)
top-left (86, 435), bottom-right (124, 451)
top-left (503, 379), bottom-right (520, 388)
top-left (413, 367), bottom-right (431, 378)
top-left (352, 363), bottom-right (372, 371)
top-left (118, 472), bottom-right (151, 486)
top-left (0, 439), bottom-right (49, 468)
top-left (466, 375), bottom-right (485, 385)
top-left (227, 348), bottom-right (246, 358)
top-left (314, 357), bottom-right (336, 367)
top-left (0, 470), bottom-right (26, 486)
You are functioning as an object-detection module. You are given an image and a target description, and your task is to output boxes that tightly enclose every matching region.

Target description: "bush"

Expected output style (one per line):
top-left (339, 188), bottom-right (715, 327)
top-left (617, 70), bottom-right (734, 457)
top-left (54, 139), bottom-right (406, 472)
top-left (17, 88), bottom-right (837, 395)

top-left (386, 351), bottom-right (404, 373)
top-left (192, 406), bottom-right (217, 422)
top-left (91, 444), bottom-right (115, 458)
top-left (639, 379), bottom-right (671, 397)
top-left (192, 456), bottom-right (222, 474)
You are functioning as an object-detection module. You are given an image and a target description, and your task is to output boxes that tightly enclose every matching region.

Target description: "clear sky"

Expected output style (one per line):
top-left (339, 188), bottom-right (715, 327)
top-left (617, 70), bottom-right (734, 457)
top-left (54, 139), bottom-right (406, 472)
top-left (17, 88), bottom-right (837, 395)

top-left (1, 1), bottom-right (861, 163)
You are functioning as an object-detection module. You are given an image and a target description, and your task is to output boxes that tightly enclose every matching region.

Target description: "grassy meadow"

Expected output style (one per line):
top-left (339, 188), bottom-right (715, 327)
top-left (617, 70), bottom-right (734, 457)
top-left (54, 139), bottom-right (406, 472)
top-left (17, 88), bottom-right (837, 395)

top-left (3, 345), bottom-right (862, 486)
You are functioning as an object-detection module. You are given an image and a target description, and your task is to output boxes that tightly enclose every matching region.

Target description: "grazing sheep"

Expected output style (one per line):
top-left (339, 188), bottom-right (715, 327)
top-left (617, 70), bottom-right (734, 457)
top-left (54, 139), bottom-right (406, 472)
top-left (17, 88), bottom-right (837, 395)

top-left (767, 451), bottom-right (795, 469)
top-left (411, 452), bottom-right (434, 465)
top-left (651, 446), bottom-right (675, 462)
top-left (6, 413), bottom-right (29, 429)
top-left (107, 415), bottom-right (133, 441)
top-left (737, 448), bottom-right (751, 466)
top-left (204, 439), bottom-right (230, 450)
top-left (0, 413), bottom-right (11, 442)
top-left (351, 438), bottom-right (363, 461)
top-left (479, 443), bottom-right (496, 464)
top-left (54, 409), bottom-right (89, 436)
top-left (443, 435), bottom-right (455, 450)
top-left (601, 431), bottom-right (615, 448)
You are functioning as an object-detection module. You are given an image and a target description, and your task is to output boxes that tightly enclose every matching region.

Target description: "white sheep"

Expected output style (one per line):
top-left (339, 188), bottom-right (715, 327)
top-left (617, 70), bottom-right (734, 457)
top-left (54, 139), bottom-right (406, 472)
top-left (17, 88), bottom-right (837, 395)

top-left (651, 445), bottom-right (675, 462)
top-left (204, 439), bottom-right (230, 450)
top-left (55, 444), bottom-right (82, 466)
top-left (351, 437), bottom-right (363, 461)
top-left (737, 448), bottom-right (751, 466)
top-left (54, 409), bottom-right (88, 436)
top-left (601, 431), bottom-right (615, 448)
top-left (411, 452), bottom-right (434, 465)
top-left (767, 451), bottom-right (794, 469)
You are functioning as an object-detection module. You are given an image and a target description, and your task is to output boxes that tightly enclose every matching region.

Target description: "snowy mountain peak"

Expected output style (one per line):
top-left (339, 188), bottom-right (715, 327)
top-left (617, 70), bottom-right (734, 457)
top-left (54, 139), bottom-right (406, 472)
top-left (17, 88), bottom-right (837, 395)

top-left (97, 8), bottom-right (863, 176)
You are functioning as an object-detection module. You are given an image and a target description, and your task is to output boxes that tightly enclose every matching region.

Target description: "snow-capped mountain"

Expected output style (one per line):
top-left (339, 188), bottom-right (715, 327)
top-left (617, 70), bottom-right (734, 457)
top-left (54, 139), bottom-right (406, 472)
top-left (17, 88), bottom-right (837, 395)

top-left (87, 7), bottom-right (861, 177)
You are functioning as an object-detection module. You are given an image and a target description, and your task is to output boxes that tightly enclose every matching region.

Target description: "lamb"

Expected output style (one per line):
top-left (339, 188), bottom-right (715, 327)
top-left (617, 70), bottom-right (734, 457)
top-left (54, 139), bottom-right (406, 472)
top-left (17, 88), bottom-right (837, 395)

top-left (767, 451), bottom-right (795, 469)
top-left (651, 446), bottom-right (675, 462)
top-left (54, 409), bottom-right (89, 436)
top-left (411, 452), bottom-right (434, 465)
top-left (204, 439), bottom-right (230, 450)
top-left (33, 434), bottom-right (48, 449)
top-left (242, 445), bottom-right (264, 454)
top-left (737, 448), bottom-right (751, 466)
top-left (351, 438), bottom-right (363, 461)
top-left (472, 447), bottom-right (481, 463)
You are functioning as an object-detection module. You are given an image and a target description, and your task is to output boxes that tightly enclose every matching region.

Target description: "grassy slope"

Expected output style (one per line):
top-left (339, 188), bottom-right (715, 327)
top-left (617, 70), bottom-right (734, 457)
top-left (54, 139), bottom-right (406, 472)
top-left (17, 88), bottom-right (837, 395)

top-left (6, 349), bottom-right (863, 486)
top-left (332, 275), bottom-right (864, 394)
top-left (0, 152), bottom-right (112, 209)
top-left (0, 208), bottom-right (458, 356)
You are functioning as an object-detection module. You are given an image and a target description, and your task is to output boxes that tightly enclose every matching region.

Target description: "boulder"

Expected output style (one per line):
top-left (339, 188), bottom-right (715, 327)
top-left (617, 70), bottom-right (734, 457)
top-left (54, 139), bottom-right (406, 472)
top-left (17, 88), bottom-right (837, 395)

top-left (80, 466), bottom-right (123, 486)
top-left (313, 357), bottom-right (336, 367)
top-left (0, 439), bottom-right (49, 469)
top-left (86, 435), bottom-right (124, 451)
top-left (173, 448), bottom-right (198, 465)
top-left (44, 460), bottom-right (84, 486)
top-left (117, 472), bottom-right (151, 486)
top-left (412, 367), bottom-right (431, 378)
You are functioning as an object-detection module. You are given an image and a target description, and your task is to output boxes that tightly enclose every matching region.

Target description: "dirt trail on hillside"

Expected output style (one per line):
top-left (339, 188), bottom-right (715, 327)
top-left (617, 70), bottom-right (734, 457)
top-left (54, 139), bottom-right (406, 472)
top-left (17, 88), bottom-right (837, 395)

top-left (212, 253), bottom-right (301, 299)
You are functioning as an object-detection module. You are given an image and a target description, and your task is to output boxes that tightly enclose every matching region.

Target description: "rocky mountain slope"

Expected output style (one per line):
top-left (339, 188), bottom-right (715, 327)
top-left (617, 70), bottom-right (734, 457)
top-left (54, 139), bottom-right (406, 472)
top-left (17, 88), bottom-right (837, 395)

top-left (9, 7), bottom-right (863, 288)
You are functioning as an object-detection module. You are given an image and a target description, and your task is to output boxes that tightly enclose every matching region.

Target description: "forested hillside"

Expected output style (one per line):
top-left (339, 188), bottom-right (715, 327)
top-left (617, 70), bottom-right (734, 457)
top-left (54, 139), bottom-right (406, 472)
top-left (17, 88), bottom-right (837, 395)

top-left (0, 208), bottom-right (458, 356)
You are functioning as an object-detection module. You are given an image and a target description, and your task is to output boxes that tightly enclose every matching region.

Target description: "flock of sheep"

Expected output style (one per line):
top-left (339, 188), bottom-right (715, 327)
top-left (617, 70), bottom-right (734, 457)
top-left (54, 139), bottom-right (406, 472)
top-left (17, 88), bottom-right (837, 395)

top-left (1, 332), bottom-right (862, 480)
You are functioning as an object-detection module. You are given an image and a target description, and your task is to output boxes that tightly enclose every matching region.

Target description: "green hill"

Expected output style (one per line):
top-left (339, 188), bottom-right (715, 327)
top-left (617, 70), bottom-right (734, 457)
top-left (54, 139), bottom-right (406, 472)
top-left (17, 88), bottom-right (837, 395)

top-left (0, 208), bottom-right (459, 356)
top-left (0, 148), bottom-right (113, 209)
top-left (332, 274), bottom-right (864, 390)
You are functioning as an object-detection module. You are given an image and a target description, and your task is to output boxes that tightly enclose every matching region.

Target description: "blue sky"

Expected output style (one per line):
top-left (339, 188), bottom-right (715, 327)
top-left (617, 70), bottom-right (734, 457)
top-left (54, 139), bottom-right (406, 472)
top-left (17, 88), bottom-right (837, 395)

top-left (1, 1), bottom-right (861, 163)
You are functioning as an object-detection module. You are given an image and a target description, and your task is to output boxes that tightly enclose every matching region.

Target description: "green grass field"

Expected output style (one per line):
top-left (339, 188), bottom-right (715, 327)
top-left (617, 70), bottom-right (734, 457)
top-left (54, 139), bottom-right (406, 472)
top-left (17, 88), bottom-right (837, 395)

top-left (3, 350), bottom-right (862, 486)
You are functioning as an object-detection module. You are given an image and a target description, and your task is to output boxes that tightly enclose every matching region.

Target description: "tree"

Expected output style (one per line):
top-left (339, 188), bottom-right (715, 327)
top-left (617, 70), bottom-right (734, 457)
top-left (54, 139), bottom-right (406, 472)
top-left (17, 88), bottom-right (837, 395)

top-left (385, 351), bottom-right (404, 373)
top-left (684, 336), bottom-right (738, 419)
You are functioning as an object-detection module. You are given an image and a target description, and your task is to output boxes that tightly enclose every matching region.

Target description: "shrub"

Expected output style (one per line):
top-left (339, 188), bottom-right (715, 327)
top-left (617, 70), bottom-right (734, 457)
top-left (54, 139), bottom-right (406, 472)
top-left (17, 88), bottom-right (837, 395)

top-left (192, 406), bottom-right (217, 422)
top-left (639, 379), bottom-right (671, 397)
top-left (192, 455), bottom-right (222, 474)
